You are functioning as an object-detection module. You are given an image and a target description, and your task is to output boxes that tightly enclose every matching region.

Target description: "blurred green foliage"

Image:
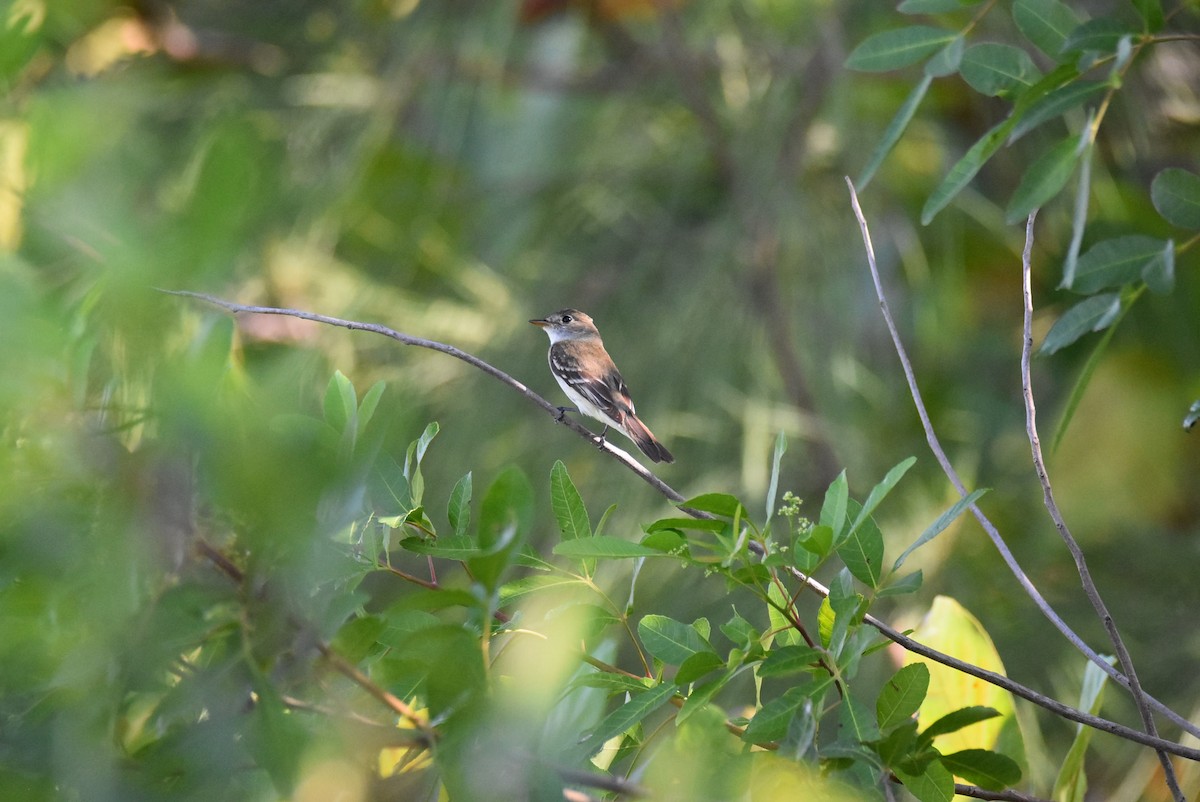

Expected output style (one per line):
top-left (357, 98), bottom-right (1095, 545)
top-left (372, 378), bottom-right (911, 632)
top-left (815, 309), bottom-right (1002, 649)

top-left (2, 0), bottom-right (1199, 799)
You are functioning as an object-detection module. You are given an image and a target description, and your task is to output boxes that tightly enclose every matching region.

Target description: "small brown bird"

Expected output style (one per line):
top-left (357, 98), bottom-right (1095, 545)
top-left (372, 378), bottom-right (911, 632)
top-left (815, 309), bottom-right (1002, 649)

top-left (530, 309), bottom-right (674, 463)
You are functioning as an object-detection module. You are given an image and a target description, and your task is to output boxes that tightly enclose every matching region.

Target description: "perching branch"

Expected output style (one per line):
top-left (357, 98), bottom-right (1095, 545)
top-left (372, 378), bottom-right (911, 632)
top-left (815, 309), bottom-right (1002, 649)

top-left (843, 181), bottom-right (1197, 758)
top-left (1020, 213), bottom-right (1183, 801)
top-left (166, 287), bottom-right (1200, 762)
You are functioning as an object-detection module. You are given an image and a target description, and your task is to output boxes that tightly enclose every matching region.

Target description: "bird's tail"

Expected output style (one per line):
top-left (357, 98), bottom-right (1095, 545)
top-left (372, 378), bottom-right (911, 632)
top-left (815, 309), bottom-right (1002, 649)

top-left (622, 414), bottom-right (674, 464)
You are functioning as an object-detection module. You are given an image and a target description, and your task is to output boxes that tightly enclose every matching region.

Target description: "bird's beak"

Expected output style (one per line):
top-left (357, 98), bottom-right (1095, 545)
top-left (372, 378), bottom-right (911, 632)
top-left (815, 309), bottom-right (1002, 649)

top-left (529, 318), bottom-right (548, 327)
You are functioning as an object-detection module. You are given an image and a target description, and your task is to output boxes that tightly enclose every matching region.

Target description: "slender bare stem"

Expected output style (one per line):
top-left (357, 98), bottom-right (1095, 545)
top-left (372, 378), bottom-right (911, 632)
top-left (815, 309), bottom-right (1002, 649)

top-left (841, 180), bottom-right (1200, 744)
top-left (166, 287), bottom-right (1200, 762)
top-left (1020, 213), bottom-right (1183, 801)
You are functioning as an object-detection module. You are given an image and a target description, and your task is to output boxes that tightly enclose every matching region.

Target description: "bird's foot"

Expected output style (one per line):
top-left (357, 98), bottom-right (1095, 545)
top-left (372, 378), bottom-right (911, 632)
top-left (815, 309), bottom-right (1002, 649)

top-left (555, 406), bottom-right (577, 422)
top-left (594, 425), bottom-right (609, 450)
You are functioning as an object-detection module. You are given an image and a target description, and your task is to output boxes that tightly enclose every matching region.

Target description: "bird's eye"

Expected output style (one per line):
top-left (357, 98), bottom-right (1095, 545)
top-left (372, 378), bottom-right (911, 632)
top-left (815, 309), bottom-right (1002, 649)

top-left (561, 314), bottom-right (572, 323)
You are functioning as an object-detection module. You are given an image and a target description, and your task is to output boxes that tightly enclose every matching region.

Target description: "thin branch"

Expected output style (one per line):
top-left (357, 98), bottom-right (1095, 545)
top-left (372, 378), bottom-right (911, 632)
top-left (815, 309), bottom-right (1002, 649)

top-left (841, 180), bottom-right (1200, 743)
top-left (168, 288), bottom-right (1200, 761)
top-left (1020, 212), bottom-right (1183, 801)
top-left (195, 537), bottom-right (436, 743)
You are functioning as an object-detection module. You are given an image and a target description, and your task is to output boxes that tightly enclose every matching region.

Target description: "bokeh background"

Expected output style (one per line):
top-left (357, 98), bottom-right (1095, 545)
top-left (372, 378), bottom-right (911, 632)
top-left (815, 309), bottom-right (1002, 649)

top-left (2, 0), bottom-right (1199, 798)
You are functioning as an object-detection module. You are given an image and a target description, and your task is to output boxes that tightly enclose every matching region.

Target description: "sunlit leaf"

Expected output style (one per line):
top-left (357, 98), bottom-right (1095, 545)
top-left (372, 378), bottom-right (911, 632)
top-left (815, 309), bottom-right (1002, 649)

top-left (819, 471), bottom-right (849, 541)
top-left (765, 431), bottom-right (787, 521)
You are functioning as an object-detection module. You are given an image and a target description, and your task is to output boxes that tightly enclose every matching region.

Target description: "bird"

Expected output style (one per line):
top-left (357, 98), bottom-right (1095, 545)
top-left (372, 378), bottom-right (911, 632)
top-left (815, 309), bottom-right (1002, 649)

top-left (530, 309), bottom-right (674, 463)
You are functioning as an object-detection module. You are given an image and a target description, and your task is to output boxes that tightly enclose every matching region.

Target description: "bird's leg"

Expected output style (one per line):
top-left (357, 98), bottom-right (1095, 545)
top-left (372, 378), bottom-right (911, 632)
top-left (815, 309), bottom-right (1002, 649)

top-left (595, 425), bottom-right (609, 449)
top-left (555, 406), bottom-right (577, 422)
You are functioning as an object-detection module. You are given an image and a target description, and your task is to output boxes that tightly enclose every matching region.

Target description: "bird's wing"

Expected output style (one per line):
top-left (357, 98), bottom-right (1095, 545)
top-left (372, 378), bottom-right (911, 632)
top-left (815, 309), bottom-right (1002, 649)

top-left (550, 342), bottom-right (636, 422)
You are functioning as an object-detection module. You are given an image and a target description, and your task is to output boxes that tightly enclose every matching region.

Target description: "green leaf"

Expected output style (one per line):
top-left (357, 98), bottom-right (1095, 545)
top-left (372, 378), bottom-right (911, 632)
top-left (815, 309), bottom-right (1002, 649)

top-left (899, 0), bottom-right (977, 12)
top-left (849, 456), bottom-right (916, 537)
top-left (894, 759), bottom-right (955, 802)
top-left (400, 535), bottom-right (481, 560)
top-left (356, 381), bottom-right (386, 437)
top-left (323, 370), bottom-right (356, 433)
top-left (1039, 293), bottom-right (1121, 354)
top-left (1049, 293), bottom-right (1135, 453)
top-left (923, 38), bottom-right (964, 78)
top-left (940, 749), bottom-right (1022, 790)
top-left (681, 492), bottom-right (746, 518)
top-left (819, 471), bottom-right (849, 540)
top-left (1141, 239), bottom-right (1175, 294)
top-left (798, 523), bottom-right (834, 557)
top-left (447, 472), bottom-right (472, 538)
top-left (922, 119), bottom-right (1015, 224)
top-left (859, 74), bottom-right (934, 189)
top-left (1009, 80), bottom-right (1105, 143)
top-left (877, 663), bottom-right (930, 733)
top-left (675, 651), bottom-right (725, 685)
top-left (553, 535), bottom-right (662, 559)
top-left (1005, 135), bottom-right (1080, 223)
top-left (1061, 17), bottom-right (1134, 55)
top-left (1072, 236), bottom-right (1168, 293)
top-left (845, 26), bottom-right (957, 72)
top-left (469, 466), bottom-right (532, 591)
top-left (638, 615), bottom-right (714, 665)
top-left (403, 421), bottom-right (440, 506)
top-left (247, 678), bottom-right (307, 795)
top-left (1151, 168), bottom-right (1200, 229)
top-left (573, 682), bottom-right (676, 759)
top-left (1131, 0), bottom-right (1164, 32)
top-left (646, 517), bottom-right (727, 534)
top-left (742, 685), bottom-right (812, 744)
top-left (758, 645), bottom-right (823, 678)
top-left (893, 489), bottom-right (988, 570)
top-left (1012, 0), bottom-right (1081, 57)
top-left (877, 569), bottom-right (924, 597)
top-left (839, 690), bottom-right (882, 743)
top-left (765, 431), bottom-right (787, 522)
top-left (837, 518), bottom-right (884, 588)
top-left (959, 43), bottom-right (1041, 97)
top-left (1053, 657), bottom-right (1113, 802)
top-left (920, 706), bottom-right (1001, 741)
top-left (550, 460), bottom-right (591, 540)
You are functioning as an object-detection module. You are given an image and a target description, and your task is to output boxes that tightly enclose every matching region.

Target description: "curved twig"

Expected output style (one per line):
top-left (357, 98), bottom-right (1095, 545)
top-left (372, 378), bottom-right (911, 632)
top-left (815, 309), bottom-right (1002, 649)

top-left (164, 287), bottom-right (1200, 762)
top-left (843, 181), bottom-right (1197, 751)
top-left (1020, 213), bottom-right (1183, 800)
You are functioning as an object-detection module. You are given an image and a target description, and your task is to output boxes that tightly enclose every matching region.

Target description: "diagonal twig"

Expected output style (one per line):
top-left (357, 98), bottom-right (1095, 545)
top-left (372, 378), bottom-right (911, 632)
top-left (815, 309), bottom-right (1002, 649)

top-left (841, 179), bottom-right (1200, 745)
top-left (164, 287), bottom-right (1200, 762)
top-left (1020, 212), bottom-right (1183, 801)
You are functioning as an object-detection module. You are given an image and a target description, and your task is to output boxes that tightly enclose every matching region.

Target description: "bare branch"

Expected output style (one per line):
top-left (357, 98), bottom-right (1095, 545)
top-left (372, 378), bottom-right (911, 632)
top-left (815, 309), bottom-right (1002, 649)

top-left (1020, 212), bottom-right (1183, 801)
top-left (167, 287), bottom-right (1200, 761)
top-left (841, 181), bottom-right (1199, 743)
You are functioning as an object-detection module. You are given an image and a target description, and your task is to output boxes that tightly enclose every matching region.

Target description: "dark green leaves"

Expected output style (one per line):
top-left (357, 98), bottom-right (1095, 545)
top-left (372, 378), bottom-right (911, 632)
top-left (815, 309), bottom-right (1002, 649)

top-left (1040, 294), bottom-right (1121, 354)
top-left (1006, 135), bottom-right (1080, 223)
top-left (877, 663), bottom-right (930, 733)
top-left (959, 44), bottom-right (1041, 97)
top-left (1071, 236), bottom-right (1172, 293)
top-left (1012, 0), bottom-right (1081, 57)
top-left (846, 27), bottom-right (957, 72)
top-left (639, 615), bottom-right (715, 665)
top-left (1151, 168), bottom-right (1200, 229)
